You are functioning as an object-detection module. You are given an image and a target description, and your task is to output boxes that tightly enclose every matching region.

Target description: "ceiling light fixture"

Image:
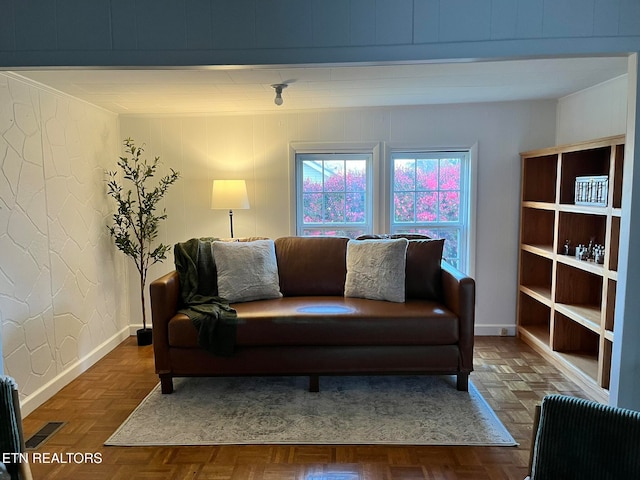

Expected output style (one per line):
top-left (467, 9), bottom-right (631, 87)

top-left (271, 83), bottom-right (287, 106)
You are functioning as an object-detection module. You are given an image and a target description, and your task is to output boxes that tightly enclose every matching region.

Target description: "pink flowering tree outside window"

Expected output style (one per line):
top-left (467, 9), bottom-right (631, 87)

top-left (301, 158), bottom-right (368, 238)
top-left (392, 156), bottom-right (464, 268)
top-left (298, 151), bottom-right (468, 270)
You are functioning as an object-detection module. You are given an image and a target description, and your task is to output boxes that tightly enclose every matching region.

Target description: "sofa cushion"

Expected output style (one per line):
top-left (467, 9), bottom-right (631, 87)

top-left (356, 235), bottom-right (445, 301)
top-left (212, 239), bottom-right (283, 303)
top-left (275, 236), bottom-right (349, 296)
top-left (344, 238), bottom-right (408, 303)
top-left (405, 238), bottom-right (445, 301)
top-left (168, 296), bottom-right (459, 348)
top-left (174, 236), bottom-right (269, 298)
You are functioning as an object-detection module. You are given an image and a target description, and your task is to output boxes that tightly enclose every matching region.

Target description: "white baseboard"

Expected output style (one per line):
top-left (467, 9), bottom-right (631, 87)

top-left (20, 327), bottom-right (131, 417)
top-left (474, 325), bottom-right (516, 336)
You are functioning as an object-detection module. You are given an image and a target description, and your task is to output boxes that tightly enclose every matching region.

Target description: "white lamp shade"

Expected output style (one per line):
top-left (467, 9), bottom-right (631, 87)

top-left (211, 180), bottom-right (250, 210)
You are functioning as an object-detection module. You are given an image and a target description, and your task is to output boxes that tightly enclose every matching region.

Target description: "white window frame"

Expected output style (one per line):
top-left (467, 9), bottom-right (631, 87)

top-left (289, 142), bottom-right (381, 237)
top-left (289, 141), bottom-right (477, 276)
top-left (385, 144), bottom-right (477, 275)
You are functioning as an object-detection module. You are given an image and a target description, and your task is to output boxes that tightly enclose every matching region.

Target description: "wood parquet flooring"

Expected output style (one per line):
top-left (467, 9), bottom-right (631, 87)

top-left (22, 337), bottom-right (591, 480)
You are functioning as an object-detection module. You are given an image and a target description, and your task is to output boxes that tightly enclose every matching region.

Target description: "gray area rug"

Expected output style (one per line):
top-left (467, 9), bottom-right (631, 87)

top-left (106, 375), bottom-right (517, 446)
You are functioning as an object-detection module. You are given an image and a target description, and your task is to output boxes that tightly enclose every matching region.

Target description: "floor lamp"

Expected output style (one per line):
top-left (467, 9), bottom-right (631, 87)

top-left (211, 180), bottom-right (250, 238)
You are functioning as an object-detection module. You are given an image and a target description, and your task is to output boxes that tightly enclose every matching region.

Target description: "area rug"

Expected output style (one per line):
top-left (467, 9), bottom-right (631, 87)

top-left (105, 375), bottom-right (517, 446)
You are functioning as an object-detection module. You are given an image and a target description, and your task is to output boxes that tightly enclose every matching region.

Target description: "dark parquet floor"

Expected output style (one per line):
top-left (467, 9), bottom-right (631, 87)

top-left (22, 336), bottom-right (591, 479)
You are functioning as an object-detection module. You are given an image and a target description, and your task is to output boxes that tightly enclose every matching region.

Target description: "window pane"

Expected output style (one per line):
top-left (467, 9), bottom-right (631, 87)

top-left (438, 229), bottom-right (460, 265)
top-left (393, 227), bottom-right (437, 237)
top-left (439, 191), bottom-right (460, 222)
top-left (439, 158), bottom-right (460, 190)
top-left (394, 159), bottom-right (415, 191)
top-left (301, 227), bottom-right (366, 239)
top-left (324, 161), bottom-right (345, 192)
top-left (302, 193), bottom-right (323, 223)
top-left (346, 192), bottom-right (366, 222)
top-left (394, 192), bottom-right (414, 222)
top-left (302, 161), bottom-right (322, 192)
top-left (416, 192), bottom-right (438, 221)
top-left (301, 228), bottom-right (325, 236)
top-left (346, 161), bottom-right (366, 192)
top-left (431, 228), bottom-right (459, 265)
top-left (324, 193), bottom-right (345, 223)
top-left (297, 153), bottom-right (371, 236)
top-left (416, 158), bottom-right (438, 190)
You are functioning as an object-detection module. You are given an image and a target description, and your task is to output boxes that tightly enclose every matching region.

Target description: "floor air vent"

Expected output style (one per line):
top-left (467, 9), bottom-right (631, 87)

top-left (25, 422), bottom-right (65, 449)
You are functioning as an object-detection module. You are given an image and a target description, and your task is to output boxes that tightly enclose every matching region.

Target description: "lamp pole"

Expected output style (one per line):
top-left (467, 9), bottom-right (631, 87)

top-left (228, 209), bottom-right (234, 238)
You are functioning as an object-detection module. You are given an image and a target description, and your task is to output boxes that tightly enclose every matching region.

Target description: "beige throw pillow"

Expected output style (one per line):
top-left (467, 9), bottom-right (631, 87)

top-left (344, 238), bottom-right (408, 303)
top-left (212, 239), bottom-right (283, 303)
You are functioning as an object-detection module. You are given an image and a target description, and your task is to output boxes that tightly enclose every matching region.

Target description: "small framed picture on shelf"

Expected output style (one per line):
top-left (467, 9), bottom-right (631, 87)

top-left (575, 175), bottom-right (608, 207)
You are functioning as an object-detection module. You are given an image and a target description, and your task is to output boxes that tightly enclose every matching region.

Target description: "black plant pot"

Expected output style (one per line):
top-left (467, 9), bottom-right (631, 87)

top-left (136, 327), bottom-right (153, 346)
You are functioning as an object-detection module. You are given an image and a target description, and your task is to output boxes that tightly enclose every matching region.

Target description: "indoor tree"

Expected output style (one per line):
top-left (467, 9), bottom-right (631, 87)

top-left (106, 138), bottom-right (180, 345)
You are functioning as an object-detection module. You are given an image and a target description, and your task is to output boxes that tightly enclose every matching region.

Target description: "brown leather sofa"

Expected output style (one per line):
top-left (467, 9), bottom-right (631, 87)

top-left (150, 236), bottom-right (475, 394)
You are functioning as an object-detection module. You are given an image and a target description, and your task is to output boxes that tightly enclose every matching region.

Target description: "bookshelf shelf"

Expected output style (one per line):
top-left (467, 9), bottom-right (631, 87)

top-left (517, 135), bottom-right (624, 403)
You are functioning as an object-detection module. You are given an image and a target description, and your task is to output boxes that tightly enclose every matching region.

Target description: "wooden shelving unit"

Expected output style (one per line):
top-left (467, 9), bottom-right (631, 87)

top-left (517, 135), bottom-right (624, 403)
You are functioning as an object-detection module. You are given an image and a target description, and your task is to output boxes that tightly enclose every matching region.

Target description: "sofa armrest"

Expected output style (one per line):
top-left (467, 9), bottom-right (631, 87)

top-left (440, 261), bottom-right (475, 373)
top-left (150, 270), bottom-right (180, 374)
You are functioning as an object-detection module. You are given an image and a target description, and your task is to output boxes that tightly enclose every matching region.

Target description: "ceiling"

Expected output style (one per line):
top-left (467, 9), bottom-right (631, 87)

top-left (14, 56), bottom-right (629, 115)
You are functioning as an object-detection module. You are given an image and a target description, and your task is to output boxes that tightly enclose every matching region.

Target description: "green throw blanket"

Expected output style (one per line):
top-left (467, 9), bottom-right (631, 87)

top-left (174, 238), bottom-right (238, 356)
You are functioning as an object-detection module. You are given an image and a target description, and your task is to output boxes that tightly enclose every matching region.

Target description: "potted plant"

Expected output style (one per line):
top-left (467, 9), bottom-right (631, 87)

top-left (106, 138), bottom-right (180, 346)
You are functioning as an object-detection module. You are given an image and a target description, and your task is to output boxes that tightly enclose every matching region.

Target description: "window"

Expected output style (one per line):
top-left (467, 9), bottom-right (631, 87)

top-left (293, 145), bottom-right (473, 273)
top-left (390, 151), bottom-right (470, 270)
top-left (296, 152), bottom-right (373, 238)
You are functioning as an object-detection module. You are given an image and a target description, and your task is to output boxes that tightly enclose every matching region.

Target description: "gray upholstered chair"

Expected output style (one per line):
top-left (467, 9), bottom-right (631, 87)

top-left (526, 394), bottom-right (640, 480)
top-left (0, 376), bottom-right (32, 480)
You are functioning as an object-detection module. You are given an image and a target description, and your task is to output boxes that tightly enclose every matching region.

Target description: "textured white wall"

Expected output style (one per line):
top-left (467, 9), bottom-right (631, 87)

top-left (0, 73), bottom-right (129, 415)
top-left (556, 75), bottom-right (628, 145)
top-left (121, 100), bottom-right (557, 335)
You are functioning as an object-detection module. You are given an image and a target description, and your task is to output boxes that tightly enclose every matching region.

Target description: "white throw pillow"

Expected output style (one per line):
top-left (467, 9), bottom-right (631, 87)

top-left (344, 238), bottom-right (408, 303)
top-left (212, 239), bottom-right (283, 303)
